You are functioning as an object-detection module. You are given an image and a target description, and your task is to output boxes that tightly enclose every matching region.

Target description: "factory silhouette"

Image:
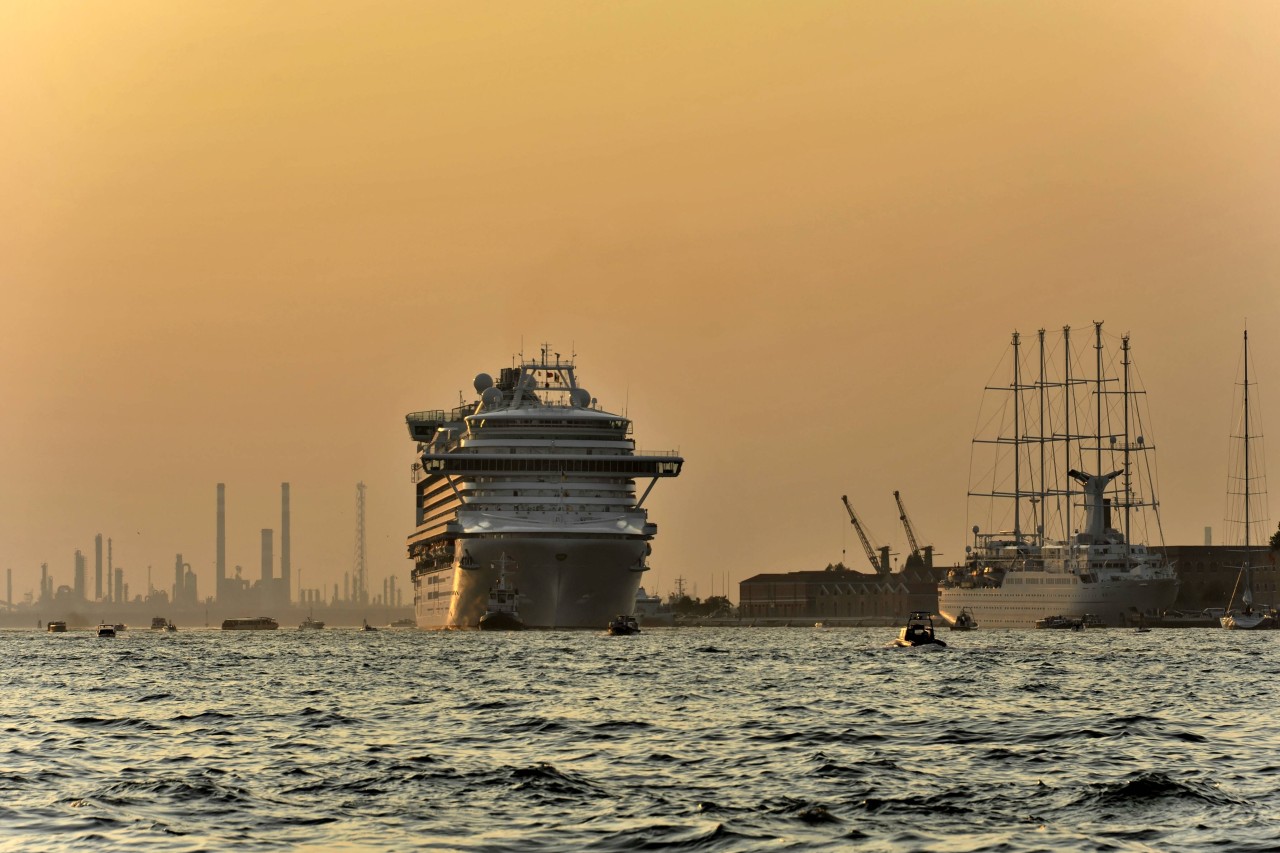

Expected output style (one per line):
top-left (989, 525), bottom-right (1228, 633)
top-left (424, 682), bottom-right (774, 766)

top-left (2, 482), bottom-right (412, 629)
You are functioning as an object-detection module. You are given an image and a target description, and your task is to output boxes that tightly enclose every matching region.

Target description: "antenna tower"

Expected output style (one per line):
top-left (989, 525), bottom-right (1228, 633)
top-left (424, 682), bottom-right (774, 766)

top-left (353, 482), bottom-right (367, 604)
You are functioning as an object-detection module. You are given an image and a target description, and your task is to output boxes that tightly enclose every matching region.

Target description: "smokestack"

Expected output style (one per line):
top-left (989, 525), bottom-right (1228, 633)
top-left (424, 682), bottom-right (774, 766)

top-left (6, 568), bottom-right (11, 611)
top-left (261, 529), bottom-right (273, 584)
top-left (216, 483), bottom-right (226, 599)
top-left (1205, 526), bottom-right (1212, 546)
top-left (174, 553), bottom-right (184, 605)
top-left (95, 534), bottom-right (103, 600)
top-left (74, 550), bottom-right (86, 601)
top-left (114, 566), bottom-right (123, 603)
top-left (281, 483), bottom-right (291, 603)
top-left (107, 539), bottom-right (113, 601)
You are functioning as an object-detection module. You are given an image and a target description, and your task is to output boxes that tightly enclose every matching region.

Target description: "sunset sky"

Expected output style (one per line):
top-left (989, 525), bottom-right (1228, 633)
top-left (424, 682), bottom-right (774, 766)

top-left (2, 2), bottom-right (1278, 604)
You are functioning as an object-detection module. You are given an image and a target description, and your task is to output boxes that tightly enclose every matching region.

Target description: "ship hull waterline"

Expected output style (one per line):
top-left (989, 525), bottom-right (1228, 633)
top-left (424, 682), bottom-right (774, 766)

top-left (414, 535), bottom-right (647, 630)
top-left (939, 575), bottom-right (1179, 629)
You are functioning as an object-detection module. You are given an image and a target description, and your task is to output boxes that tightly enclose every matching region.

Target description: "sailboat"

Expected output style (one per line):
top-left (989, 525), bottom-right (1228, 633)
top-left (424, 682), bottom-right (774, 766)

top-left (1221, 330), bottom-right (1274, 631)
top-left (938, 323), bottom-right (1179, 627)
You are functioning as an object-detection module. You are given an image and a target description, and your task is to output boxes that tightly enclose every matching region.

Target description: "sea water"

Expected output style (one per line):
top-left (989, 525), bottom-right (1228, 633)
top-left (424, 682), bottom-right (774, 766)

top-left (2, 626), bottom-right (1279, 852)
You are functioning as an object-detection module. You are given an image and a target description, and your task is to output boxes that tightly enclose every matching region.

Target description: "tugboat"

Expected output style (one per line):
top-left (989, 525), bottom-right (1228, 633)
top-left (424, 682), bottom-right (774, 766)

top-left (892, 611), bottom-right (946, 647)
top-left (607, 614), bottom-right (640, 635)
top-left (478, 554), bottom-right (523, 631)
top-left (950, 608), bottom-right (978, 631)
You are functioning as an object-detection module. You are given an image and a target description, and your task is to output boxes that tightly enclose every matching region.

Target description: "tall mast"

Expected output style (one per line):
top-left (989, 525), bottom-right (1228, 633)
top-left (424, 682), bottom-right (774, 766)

top-left (1012, 331), bottom-right (1022, 540)
top-left (1094, 321), bottom-right (1104, 479)
top-left (1063, 326), bottom-right (1072, 539)
top-left (1122, 334), bottom-right (1132, 557)
top-left (1244, 329), bottom-right (1251, 569)
top-left (1037, 329), bottom-right (1047, 545)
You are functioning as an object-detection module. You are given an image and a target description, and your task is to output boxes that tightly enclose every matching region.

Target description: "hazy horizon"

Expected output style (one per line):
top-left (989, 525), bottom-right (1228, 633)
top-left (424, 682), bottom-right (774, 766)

top-left (3, 2), bottom-right (1279, 605)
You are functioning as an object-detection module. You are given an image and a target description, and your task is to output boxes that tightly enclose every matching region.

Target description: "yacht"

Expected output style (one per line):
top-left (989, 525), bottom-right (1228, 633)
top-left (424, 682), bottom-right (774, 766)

top-left (1220, 330), bottom-right (1275, 631)
top-left (406, 345), bottom-right (683, 629)
top-left (939, 324), bottom-right (1179, 628)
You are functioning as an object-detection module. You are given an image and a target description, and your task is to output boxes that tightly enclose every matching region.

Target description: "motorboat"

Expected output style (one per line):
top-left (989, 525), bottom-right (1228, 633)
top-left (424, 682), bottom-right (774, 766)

top-left (478, 553), bottom-right (524, 631)
top-left (607, 614), bottom-right (640, 635)
top-left (360, 619), bottom-right (377, 632)
top-left (96, 624), bottom-right (116, 638)
top-left (950, 609), bottom-right (978, 631)
top-left (298, 616), bottom-right (325, 630)
top-left (46, 621), bottom-right (67, 633)
top-left (892, 611), bottom-right (946, 647)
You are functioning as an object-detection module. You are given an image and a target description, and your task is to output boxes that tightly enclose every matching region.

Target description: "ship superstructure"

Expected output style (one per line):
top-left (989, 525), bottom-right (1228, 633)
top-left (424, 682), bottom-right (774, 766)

top-left (406, 346), bottom-right (682, 628)
top-left (939, 323), bottom-right (1179, 627)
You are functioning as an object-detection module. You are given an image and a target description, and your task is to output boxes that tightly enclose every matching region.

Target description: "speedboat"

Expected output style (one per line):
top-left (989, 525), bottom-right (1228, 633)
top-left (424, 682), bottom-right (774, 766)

top-left (607, 614), bottom-right (640, 635)
top-left (893, 611), bottom-right (946, 647)
top-left (96, 624), bottom-right (116, 638)
top-left (950, 608), bottom-right (977, 631)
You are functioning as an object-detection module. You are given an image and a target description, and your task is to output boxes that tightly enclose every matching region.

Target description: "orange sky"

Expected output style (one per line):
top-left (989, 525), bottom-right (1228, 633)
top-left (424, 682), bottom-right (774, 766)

top-left (2, 2), bottom-right (1279, 603)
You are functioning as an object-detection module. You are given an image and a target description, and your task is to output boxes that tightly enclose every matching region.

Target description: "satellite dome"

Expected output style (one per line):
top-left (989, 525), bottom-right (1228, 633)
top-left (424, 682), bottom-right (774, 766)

top-left (473, 373), bottom-right (494, 393)
top-left (570, 388), bottom-right (591, 407)
top-left (481, 387), bottom-right (503, 406)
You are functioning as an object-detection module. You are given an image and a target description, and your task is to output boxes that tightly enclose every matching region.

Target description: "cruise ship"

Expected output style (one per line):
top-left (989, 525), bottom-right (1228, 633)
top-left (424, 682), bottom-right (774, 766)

top-left (405, 346), bottom-right (683, 628)
top-left (938, 324), bottom-right (1179, 628)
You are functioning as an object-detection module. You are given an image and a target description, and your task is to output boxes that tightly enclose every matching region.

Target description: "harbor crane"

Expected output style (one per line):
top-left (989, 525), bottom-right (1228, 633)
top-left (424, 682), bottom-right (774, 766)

top-left (841, 495), bottom-right (891, 575)
top-left (893, 490), bottom-right (933, 569)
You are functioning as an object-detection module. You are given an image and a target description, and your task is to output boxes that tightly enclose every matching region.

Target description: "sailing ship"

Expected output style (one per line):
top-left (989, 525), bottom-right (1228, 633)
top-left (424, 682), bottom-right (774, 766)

top-left (406, 345), bottom-right (683, 629)
top-left (938, 324), bottom-right (1179, 628)
top-left (1220, 330), bottom-right (1275, 630)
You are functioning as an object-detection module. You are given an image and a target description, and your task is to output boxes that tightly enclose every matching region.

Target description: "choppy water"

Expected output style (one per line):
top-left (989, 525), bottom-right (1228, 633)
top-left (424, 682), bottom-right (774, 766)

top-left (3, 626), bottom-right (1280, 852)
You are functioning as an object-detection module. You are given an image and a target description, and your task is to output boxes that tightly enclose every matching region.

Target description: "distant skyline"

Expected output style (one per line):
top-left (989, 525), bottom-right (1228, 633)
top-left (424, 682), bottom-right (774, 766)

top-left (3, 2), bottom-right (1279, 604)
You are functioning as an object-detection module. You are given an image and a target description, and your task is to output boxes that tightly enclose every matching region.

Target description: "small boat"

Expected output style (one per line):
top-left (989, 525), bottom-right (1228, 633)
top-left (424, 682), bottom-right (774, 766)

top-left (150, 617), bottom-right (168, 631)
top-left (893, 611), bottom-right (946, 647)
top-left (607, 614), bottom-right (640, 635)
top-left (360, 619), bottom-right (377, 632)
top-left (165, 621), bottom-right (177, 632)
top-left (46, 621), bottom-right (67, 633)
top-left (298, 616), bottom-right (325, 630)
top-left (96, 624), bottom-right (116, 638)
top-left (950, 608), bottom-right (978, 631)
top-left (221, 617), bottom-right (279, 631)
top-left (478, 553), bottom-right (524, 631)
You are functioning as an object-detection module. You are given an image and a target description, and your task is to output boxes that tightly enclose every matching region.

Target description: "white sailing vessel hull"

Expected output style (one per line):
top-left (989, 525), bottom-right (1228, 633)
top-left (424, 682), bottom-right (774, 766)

top-left (939, 572), bottom-right (1179, 629)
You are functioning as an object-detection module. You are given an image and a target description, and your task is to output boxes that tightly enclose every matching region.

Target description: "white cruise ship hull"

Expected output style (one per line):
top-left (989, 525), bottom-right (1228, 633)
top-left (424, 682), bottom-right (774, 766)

top-left (938, 574), bottom-right (1179, 628)
top-left (414, 535), bottom-right (647, 629)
